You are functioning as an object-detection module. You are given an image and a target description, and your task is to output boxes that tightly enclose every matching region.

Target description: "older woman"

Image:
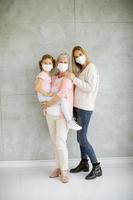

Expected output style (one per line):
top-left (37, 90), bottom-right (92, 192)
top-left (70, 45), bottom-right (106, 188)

top-left (65, 46), bottom-right (102, 180)
top-left (41, 53), bottom-right (73, 183)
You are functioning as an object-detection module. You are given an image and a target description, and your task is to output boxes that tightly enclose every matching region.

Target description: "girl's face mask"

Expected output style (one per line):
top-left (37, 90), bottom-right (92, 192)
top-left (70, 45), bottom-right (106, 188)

top-left (42, 64), bottom-right (53, 72)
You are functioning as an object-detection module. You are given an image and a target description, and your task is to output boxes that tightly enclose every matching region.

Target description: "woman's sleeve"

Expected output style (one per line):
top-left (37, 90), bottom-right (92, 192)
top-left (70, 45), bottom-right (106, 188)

top-left (73, 65), bottom-right (99, 93)
top-left (57, 78), bottom-right (73, 99)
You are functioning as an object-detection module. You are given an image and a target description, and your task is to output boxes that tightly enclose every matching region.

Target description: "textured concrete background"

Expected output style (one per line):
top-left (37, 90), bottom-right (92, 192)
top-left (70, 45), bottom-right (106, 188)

top-left (0, 0), bottom-right (133, 161)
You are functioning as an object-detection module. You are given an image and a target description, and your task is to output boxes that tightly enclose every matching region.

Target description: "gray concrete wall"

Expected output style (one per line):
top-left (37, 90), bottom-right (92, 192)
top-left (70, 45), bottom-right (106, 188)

top-left (0, 0), bottom-right (133, 161)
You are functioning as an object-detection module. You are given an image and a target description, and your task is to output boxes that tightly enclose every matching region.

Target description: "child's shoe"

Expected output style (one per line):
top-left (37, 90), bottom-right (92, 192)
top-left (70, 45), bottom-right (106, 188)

top-left (67, 119), bottom-right (82, 131)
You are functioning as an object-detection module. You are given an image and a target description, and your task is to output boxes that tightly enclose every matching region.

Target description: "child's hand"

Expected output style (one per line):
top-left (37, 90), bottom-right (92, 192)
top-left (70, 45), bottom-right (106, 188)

top-left (47, 92), bottom-right (54, 97)
top-left (41, 101), bottom-right (49, 109)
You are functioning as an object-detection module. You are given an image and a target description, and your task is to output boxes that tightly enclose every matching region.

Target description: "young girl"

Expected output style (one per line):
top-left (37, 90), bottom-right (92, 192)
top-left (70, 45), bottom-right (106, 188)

top-left (35, 54), bottom-right (82, 131)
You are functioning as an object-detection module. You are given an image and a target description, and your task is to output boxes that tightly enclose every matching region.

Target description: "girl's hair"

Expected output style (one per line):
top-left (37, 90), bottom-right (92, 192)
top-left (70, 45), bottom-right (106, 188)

top-left (57, 52), bottom-right (70, 64)
top-left (38, 54), bottom-right (55, 71)
top-left (71, 46), bottom-right (91, 76)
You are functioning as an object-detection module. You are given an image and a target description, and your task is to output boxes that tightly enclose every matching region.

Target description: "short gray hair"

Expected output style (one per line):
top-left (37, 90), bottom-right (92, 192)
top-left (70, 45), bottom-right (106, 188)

top-left (57, 52), bottom-right (70, 63)
top-left (50, 52), bottom-right (70, 76)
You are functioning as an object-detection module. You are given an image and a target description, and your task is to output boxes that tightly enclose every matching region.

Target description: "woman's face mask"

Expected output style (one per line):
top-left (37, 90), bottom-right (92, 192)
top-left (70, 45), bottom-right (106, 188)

top-left (42, 64), bottom-right (53, 72)
top-left (75, 55), bottom-right (86, 65)
top-left (57, 63), bottom-right (68, 72)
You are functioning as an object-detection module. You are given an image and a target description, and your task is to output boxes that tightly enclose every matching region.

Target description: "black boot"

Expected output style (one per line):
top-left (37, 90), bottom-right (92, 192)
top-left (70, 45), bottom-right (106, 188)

top-left (70, 159), bottom-right (89, 173)
top-left (85, 162), bottom-right (102, 180)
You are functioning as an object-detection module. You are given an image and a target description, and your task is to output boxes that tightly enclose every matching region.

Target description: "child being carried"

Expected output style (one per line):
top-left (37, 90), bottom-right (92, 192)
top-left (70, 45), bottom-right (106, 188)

top-left (35, 54), bottom-right (82, 131)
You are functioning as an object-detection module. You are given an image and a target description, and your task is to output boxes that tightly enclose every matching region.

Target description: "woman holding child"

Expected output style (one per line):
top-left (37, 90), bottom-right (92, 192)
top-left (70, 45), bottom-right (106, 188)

top-left (35, 52), bottom-right (80, 183)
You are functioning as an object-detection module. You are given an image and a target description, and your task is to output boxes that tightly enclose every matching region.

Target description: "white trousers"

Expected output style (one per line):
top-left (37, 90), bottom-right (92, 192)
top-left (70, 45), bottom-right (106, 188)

top-left (46, 114), bottom-right (69, 170)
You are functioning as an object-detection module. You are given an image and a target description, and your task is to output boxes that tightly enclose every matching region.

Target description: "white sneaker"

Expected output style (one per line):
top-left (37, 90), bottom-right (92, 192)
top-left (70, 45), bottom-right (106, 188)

top-left (67, 119), bottom-right (82, 131)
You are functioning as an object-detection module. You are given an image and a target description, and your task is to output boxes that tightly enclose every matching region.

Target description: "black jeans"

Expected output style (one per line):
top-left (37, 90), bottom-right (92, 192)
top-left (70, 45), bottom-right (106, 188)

top-left (73, 107), bottom-right (98, 163)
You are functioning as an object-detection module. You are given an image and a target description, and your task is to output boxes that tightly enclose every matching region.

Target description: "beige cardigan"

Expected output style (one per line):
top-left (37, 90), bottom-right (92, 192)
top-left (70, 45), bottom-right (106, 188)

top-left (73, 63), bottom-right (99, 111)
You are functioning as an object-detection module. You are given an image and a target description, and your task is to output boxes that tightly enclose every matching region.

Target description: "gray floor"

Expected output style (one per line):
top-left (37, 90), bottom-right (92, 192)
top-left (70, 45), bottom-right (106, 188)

top-left (0, 160), bottom-right (133, 200)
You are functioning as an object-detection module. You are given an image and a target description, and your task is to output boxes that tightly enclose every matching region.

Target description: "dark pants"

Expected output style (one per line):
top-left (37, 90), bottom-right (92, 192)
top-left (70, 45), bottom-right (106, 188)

top-left (73, 107), bottom-right (98, 163)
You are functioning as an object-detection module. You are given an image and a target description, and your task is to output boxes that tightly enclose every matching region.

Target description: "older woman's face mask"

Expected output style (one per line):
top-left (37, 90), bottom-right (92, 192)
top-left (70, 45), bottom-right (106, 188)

top-left (57, 63), bottom-right (68, 72)
top-left (57, 56), bottom-right (69, 72)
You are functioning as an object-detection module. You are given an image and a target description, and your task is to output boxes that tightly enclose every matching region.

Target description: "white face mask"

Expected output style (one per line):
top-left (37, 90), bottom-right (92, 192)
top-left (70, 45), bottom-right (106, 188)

top-left (75, 55), bottom-right (86, 65)
top-left (57, 63), bottom-right (68, 72)
top-left (42, 64), bottom-right (53, 72)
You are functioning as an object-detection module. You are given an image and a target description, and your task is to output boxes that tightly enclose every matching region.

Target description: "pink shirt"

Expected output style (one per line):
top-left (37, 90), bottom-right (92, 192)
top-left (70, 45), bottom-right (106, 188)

top-left (48, 76), bottom-right (73, 118)
top-left (36, 71), bottom-right (51, 92)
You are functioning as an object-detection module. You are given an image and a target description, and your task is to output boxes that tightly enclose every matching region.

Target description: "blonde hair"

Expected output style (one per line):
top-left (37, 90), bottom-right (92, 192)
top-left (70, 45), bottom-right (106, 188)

top-left (71, 46), bottom-right (91, 76)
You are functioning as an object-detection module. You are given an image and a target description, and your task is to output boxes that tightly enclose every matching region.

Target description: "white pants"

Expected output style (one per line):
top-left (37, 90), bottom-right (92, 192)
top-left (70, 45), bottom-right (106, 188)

top-left (46, 114), bottom-right (69, 170)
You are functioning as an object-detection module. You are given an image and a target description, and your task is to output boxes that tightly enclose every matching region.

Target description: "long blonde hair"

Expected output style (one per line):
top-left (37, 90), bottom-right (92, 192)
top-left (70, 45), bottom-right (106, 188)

top-left (72, 46), bottom-right (91, 76)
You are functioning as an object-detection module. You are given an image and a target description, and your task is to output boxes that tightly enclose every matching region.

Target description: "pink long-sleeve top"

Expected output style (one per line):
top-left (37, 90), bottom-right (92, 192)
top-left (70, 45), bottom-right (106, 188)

top-left (45, 75), bottom-right (73, 118)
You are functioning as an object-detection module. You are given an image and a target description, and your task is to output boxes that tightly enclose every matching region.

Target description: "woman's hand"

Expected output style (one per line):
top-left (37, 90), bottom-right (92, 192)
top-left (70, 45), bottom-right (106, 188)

top-left (40, 101), bottom-right (50, 109)
top-left (64, 72), bottom-right (75, 81)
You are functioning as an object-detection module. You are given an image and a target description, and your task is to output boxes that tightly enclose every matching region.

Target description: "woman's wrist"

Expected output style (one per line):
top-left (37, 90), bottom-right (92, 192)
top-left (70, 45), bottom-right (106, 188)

top-left (71, 73), bottom-right (76, 81)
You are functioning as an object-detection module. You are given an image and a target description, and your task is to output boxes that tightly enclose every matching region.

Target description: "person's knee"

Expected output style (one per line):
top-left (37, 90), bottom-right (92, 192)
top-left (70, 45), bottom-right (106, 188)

top-left (77, 134), bottom-right (87, 146)
top-left (56, 140), bottom-right (67, 151)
